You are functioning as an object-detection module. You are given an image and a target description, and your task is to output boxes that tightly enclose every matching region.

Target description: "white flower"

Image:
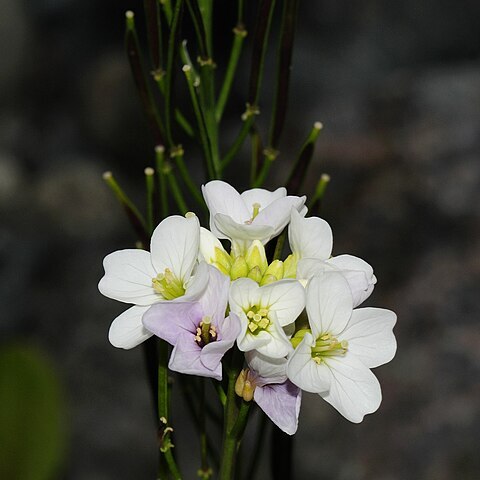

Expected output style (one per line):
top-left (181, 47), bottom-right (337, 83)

top-left (98, 214), bottom-right (207, 349)
top-left (287, 271), bottom-right (396, 423)
top-left (202, 180), bottom-right (306, 256)
top-left (288, 208), bottom-right (377, 307)
top-left (229, 278), bottom-right (305, 358)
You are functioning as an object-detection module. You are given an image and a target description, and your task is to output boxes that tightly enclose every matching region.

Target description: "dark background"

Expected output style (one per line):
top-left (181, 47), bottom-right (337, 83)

top-left (1, 0), bottom-right (479, 478)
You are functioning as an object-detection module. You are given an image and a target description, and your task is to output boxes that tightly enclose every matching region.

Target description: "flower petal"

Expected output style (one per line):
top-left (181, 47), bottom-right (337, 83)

top-left (253, 195), bottom-right (307, 237)
top-left (254, 381), bottom-right (302, 435)
top-left (214, 213), bottom-right (275, 243)
top-left (245, 351), bottom-right (287, 384)
top-left (98, 249), bottom-right (158, 305)
top-left (255, 320), bottom-right (294, 358)
top-left (202, 181), bottom-right (250, 237)
top-left (306, 272), bottom-right (353, 338)
top-left (288, 209), bottom-right (333, 260)
top-left (286, 332), bottom-right (331, 393)
top-left (199, 227), bottom-right (226, 263)
top-left (198, 265), bottom-right (230, 322)
top-left (240, 187), bottom-right (286, 213)
top-left (142, 301), bottom-right (202, 345)
top-left (258, 279), bottom-right (306, 327)
top-left (320, 354), bottom-right (382, 423)
top-left (150, 214), bottom-right (200, 281)
top-left (169, 332), bottom-right (222, 380)
top-left (229, 277), bottom-right (262, 313)
top-left (108, 306), bottom-right (153, 349)
top-left (340, 308), bottom-right (397, 368)
top-left (326, 254), bottom-right (377, 307)
top-left (182, 261), bottom-right (210, 302)
top-left (200, 314), bottom-right (241, 372)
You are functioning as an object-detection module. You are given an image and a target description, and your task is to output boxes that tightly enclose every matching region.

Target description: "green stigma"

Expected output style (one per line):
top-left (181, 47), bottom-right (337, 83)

top-left (152, 268), bottom-right (185, 300)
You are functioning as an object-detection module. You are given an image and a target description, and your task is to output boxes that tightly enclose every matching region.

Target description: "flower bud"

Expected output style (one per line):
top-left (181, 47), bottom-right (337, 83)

top-left (235, 369), bottom-right (255, 402)
top-left (283, 253), bottom-right (298, 278)
top-left (213, 246), bottom-right (233, 273)
top-left (264, 259), bottom-right (284, 280)
top-left (230, 256), bottom-right (248, 280)
top-left (259, 274), bottom-right (277, 286)
top-left (245, 240), bottom-right (268, 275)
top-left (247, 266), bottom-right (263, 283)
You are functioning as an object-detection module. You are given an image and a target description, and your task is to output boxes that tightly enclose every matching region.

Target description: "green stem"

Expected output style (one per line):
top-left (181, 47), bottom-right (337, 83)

top-left (197, 0), bottom-right (213, 54)
top-left (157, 340), bottom-right (169, 421)
top-left (103, 171), bottom-right (148, 244)
top-left (164, 0), bottom-right (184, 147)
top-left (215, 20), bottom-right (247, 122)
top-left (125, 11), bottom-right (165, 145)
top-left (222, 115), bottom-right (255, 169)
top-left (272, 229), bottom-right (286, 260)
top-left (155, 146), bottom-right (170, 218)
top-left (286, 121), bottom-right (323, 194)
top-left (308, 173), bottom-right (330, 212)
top-left (145, 167), bottom-right (155, 234)
top-left (165, 161), bottom-right (189, 214)
top-left (160, 0), bottom-right (173, 24)
top-left (252, 148), bottom-right (278, 188)
top-left (181, 59), bottom-right (215, 179)
top-left (171, 145), bottom-right (206, 209)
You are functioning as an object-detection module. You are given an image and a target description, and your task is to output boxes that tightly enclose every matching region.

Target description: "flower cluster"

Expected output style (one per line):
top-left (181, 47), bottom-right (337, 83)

top-left (99, 181), bottom-right (396, 434)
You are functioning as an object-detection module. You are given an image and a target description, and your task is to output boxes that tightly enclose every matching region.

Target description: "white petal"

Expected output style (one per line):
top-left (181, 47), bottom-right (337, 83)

top-left (288, 209), bottom-right (333, 260)
top-left (306, 272), bottom-right (353, 338)
top-left (229, 277), bottom-right (262, 313)
top-left (259, 279), bottom-right (306, 327)
top-left (255, 320), bottom-right (294, 359)
top-left (326, 255), bottom-right (377, 307)
top-left (240, 187), bottom-right (286, 214)
top-left (340, 308), bottom-right (397, 368)
top-left (214, 213), bottom-right (275, 243)
top-left (150, 214), bottom-right (200, 282)
top-left (202, 181), bottom-right (250, 238)
top-left (320, 354), bottom-right (382, 423)
top-left (108, 306), bottom-right (153, 349)
top-left (237, 324), bottom-right (271, 353)
top-left (182, 261), bottom-right (210, 302)
top-left (197, 265), bottom-right (230, 322)
top-left (253, 196), bottom-right (306, 237)
top-left (245, 351), bottom-right (288, 384)
top-left (286, 332), bottom-right (331, 393)
top-left (98, 249), bottom-right (159, 305)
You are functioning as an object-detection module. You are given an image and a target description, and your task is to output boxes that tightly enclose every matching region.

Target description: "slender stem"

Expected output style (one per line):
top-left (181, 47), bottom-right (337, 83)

top-left (253, 148), bottom-right (278, 188)
top-left (285, 121), bottom-right (323, 194)
top-left (164, 449), bottom-right (182, 479)
top-left (215, 19), bottom-right (247, 122)
top-left (164, 0), bottom-right (184, 147)
top-left (308, 173), bottom-right (330, 213)
top-left (125, 11), bottom-right (165, 145)
top-left (229, 401), bottom-right (250, 438)
top-left (185, 0), bottom-right (208, 58)
top-left (154, 73), bottom-right (195, 137)
top-left (171, 145), bottom-right (206, 209)
top-left (273, 229), bottom-right (287, 260)
top-left (155, 146), bottom-right (170, 218)
top-left (222, 115), bottom-right (255, 169)
top-left (143, 0), bottom-right (162, 69)
top-left (250, 127), bottom-right (262, 185)
top-left (102, 171), bottom-right (148, 244)
top-left (182, 61), bottom-right (215, 179)
top-left (160, 0), bottom-right (173, 24)
top-left (197, 0), bottom-right (213, 55)
top-left (198, 380), bottom-right (211, 478)
top-left (157, 340), bottom-right (169, 421)
top-left (145, 167), bottom-right (155, 234)
top-left (213, 380), bottom-right (227, 407)
top-left (165, 161), bottom-right (189, 214)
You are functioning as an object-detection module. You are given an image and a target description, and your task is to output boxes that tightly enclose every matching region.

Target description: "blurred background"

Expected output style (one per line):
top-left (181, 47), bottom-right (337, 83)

top-left (1, 0), bottom-right (479, 479)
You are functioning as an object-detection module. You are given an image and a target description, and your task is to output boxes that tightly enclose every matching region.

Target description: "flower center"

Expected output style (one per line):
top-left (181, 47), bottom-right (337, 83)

top-left (311, 333), bottom-right (348, 364)
top-left (194, 316), bottom-right (217, 347)
top-left (152, 268), bottom-right (185, 300)
top-left (244, 202), bottom-right (261, 224)
top-left (245, 306), bottom-right (270, 334)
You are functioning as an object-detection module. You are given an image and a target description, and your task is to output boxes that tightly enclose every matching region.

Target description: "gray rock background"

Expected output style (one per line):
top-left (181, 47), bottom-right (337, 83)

top-left (1, 0), bottom-right (479, 479)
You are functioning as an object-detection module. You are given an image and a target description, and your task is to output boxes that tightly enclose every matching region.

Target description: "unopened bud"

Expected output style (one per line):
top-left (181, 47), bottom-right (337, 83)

top-left (235, 369), bottom-right (255, 402)
top-left (264, 259), bottom-right (284, 280)
top-left (245, 240), bottom-right (268, 275)
top-left (283, 253), bottom-right (298, 279)
top-left (230, 256), bottom-right (248, 280)
top-left (247, 266), bottom-right (263, 283)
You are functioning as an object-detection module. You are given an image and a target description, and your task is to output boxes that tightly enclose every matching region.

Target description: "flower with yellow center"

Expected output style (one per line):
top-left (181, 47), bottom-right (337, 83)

top-left (229, 277), bottom-right (305, 358)
top-left (287, 271), bottom-right (397, 423)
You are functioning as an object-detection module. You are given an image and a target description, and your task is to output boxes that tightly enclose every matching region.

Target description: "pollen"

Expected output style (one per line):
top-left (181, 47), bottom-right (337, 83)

top-left (152, 268), bottom-right (186, 300)
top-left (311, 333), bottom-right (348, 361)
